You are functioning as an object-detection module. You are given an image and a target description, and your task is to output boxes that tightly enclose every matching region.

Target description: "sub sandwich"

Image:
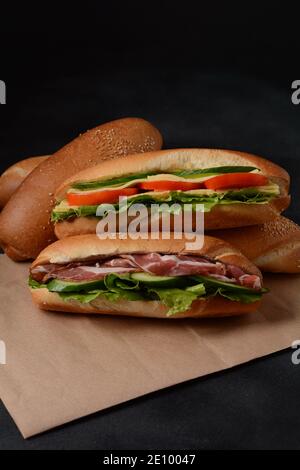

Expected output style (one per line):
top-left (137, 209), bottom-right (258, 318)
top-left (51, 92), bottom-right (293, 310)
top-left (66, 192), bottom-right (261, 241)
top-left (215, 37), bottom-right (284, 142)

top-left (29, 234), bottom-right (267, 318)
top-left (52, 148), bottom-right (290, 238)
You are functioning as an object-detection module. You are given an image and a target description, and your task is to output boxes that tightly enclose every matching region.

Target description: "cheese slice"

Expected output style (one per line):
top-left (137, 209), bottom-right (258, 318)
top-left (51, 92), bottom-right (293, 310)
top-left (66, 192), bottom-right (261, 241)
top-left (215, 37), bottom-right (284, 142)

top-left (68, 169), bottom-right (262, 195)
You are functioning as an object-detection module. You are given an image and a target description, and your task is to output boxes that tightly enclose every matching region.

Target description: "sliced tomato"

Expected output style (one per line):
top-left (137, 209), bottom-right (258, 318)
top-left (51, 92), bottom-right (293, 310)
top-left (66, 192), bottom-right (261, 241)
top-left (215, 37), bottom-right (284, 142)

top-left (67, 188), bottom-right (138, 206)
top-left (204, 173), bottom-right (268, 190)
top-left (138, 180), bottom-right (203, 192)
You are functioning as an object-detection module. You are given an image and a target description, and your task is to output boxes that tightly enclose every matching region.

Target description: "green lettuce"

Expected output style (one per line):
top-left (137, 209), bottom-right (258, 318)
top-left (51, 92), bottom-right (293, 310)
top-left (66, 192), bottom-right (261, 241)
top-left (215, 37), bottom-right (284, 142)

top-left (148, 287), bottom-right (201, 316)
top-left (59, 291), bottom-right (105, 304)
top-left (215, 289), bottom-right (262, 303)
top-left (28, 277), bottom-right (47, 289)
top-left (104, 273), bottom-right (139, 291)
top-left (104, 291), bottom-right (144, 302)
top-left (103, 274), bottom-right (144, 301)
top-left (30, 272), bottom-right (267, 316)
top-left (51, 204), bottom-right (99, 223)
top-left (59, 290), bottom-right (144, 304)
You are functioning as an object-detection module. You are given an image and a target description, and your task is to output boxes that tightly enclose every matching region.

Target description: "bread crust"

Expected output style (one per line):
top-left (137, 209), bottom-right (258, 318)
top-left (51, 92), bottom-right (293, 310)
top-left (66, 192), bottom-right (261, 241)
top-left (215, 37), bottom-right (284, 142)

top-left (0, 155), bottom-right (48, 208)
top-left (210, 216), bottom-right (300, 273)
top-left (56, 148), bottom-right (290, 200)
top-left (0, 118), bottom-right (163, 260)
top-left (31, 287), bottom-right (260, 319)
top-left (55, 216), bottom-right (100, 239)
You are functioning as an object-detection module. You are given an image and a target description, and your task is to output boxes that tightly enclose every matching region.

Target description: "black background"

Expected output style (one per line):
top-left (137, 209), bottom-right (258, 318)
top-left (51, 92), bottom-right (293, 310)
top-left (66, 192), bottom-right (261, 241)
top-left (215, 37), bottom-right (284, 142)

top-left (0, 2), bottom-right (300, 450)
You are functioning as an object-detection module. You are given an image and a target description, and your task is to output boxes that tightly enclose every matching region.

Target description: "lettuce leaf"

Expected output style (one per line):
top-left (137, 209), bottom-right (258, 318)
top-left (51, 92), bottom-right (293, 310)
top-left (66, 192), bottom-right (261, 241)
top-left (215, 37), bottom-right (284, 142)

top-left (148, 287), bottom-right (201, 316)
top-left (104, 273), bottom-right (140, 291)
top-left (102, 274), bottom-right (143, 301)
top-left (29, 272), bottom-right (266, 315)
top-left (214, 289), bottom-right (262, 303)
top-left (51, 204), bottom-right (99, 223)
top-left (59, 290), bottom-right (144, 304)
top-left (59, 291), bottom-right (104, 304)
top-left (28, 277), bottom-right (47, 289)
top-left (102, 290), bottom-right (144, 302)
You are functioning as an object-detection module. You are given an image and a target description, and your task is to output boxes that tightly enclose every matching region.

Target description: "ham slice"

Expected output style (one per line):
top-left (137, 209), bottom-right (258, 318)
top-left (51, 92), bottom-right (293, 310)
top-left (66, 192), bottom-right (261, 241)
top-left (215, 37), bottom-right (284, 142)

top-left (31, 264), bottom-right (137, 283)
top-left (31, 253), bottom-right (261, 290)
top-left (239, 274), bottom-right (262, 289)
top-left (120, 253), bottom-right (226, 277)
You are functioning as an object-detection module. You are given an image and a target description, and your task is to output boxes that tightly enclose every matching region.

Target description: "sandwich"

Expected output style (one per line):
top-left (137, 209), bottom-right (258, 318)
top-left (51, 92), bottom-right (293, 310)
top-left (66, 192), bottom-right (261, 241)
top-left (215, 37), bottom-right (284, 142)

top-left (0, 155), bottom-right (49, 208)
top-left (51, 148), bottom-right (290, 239)
top-left (0, 117), bottom-right (162, 261)
top-left (209, 215), bottom-right (300, 273)
top-left (29, 234), bottom-right (267, 319)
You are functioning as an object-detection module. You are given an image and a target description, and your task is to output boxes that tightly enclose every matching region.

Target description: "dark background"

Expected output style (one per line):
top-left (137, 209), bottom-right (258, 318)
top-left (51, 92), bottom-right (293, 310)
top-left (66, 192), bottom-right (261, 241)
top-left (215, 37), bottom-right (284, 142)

top-left (0, 2), bottom-right (300, 450)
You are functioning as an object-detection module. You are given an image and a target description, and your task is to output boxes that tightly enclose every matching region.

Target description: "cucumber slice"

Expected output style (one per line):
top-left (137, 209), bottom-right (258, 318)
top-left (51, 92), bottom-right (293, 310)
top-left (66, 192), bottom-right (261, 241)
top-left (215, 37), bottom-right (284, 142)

top-left (131, 272), bottom-right (185, 287)
top-left (47, 278), bottom-right (105, 293)
top-left (191, 275), bottom-right (266, 293)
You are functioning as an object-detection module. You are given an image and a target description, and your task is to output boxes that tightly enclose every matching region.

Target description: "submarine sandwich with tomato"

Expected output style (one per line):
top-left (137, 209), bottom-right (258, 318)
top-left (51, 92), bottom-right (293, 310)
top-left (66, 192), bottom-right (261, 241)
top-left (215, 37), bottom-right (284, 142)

top-left (52, 148), bottom-right (290, 238)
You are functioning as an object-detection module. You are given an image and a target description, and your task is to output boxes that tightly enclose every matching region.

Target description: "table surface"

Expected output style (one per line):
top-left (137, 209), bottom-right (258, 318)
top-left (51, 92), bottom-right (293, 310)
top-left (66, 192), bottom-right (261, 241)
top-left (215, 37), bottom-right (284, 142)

top-left (0, 10), bottom-right (300, 449)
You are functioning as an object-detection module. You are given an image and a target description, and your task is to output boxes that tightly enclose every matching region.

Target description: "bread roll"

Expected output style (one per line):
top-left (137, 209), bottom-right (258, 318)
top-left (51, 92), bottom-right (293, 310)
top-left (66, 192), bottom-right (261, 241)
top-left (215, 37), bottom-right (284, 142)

top-left (209, 216), bottom-right (300, 273)
top-left (0, 118), bottom-right (162, 260)
top-left (0, 155), bottom-right (48, 208)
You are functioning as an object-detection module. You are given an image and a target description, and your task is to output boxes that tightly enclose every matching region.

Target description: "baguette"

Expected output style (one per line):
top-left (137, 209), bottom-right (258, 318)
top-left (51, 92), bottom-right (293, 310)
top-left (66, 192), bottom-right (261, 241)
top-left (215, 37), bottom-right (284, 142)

top-left (0, 155), bottom-right (48, 208)
top-left (0, 118), bottom-right (162, 260)
top-left (209, 216), bottom-right (300, 273)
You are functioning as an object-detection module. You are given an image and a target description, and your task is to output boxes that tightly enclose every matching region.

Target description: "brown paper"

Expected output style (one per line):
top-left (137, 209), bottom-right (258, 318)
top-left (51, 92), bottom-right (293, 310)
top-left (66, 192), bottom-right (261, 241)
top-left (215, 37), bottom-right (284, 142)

top-left (0, 255), bottom-right (300, 438)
